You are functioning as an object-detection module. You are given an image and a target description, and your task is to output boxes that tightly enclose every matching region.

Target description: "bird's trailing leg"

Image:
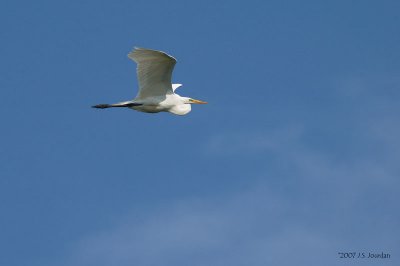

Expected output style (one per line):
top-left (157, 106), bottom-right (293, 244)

top-left (92, 102), bottom-right (143, 109)
top-left (124, 102), bottom-right (143, 107)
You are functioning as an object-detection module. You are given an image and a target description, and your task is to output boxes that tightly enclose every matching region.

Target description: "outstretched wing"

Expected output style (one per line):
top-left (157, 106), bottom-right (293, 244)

top-left (128, 47), bottom-right (177, 99)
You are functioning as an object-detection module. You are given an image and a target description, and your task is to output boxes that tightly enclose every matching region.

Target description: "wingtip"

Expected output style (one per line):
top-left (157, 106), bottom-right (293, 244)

top-left (127, 46), bottom-right (177, 62)
top-left (127, 46), bottom-right (139, 56)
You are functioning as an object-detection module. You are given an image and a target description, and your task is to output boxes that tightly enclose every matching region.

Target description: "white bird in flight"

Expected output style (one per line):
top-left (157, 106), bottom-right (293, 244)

top-left (92, 47), bottom-right (207, 115)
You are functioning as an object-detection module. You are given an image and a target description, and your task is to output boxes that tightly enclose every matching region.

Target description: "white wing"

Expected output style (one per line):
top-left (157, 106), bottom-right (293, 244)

top-left (128, 47), bottom-right (177, 99)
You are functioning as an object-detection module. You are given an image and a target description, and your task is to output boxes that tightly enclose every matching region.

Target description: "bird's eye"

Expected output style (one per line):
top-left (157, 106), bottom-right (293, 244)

top-left (189, 99), bottom-right (193, 102)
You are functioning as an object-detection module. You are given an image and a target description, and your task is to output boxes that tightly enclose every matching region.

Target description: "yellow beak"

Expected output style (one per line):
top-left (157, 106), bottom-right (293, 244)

top-left (190, 99), bottom-right (208, 104)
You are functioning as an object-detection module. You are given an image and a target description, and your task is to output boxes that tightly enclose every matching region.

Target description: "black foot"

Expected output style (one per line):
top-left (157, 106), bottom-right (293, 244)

top-left (92, 104), bottom-right (111, 109)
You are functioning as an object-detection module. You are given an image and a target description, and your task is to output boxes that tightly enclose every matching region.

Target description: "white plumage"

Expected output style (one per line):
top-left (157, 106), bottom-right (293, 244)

top-left (92, 47), bottom-right (207, 115)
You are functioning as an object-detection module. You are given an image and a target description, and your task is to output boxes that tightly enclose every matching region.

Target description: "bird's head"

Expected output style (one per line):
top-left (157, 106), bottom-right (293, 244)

top-left (182, 97), bottom-right (208, 105)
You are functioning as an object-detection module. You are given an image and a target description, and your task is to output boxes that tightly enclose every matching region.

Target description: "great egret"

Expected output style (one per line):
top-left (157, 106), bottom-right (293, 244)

top-left (92, 47), bottom-right (207, 115)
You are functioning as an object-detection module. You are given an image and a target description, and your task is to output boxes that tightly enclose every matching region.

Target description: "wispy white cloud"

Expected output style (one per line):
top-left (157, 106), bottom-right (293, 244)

top-left (64, 182), bottom-right (342, 266)
top-left (63, 133), bottom-right (399, 266)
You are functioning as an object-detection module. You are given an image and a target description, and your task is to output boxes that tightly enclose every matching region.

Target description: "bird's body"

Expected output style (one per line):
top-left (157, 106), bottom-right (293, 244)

top-left (126, 94), bottom-right (191, 115)
top-left (92, 47), bottom-right (206, 115)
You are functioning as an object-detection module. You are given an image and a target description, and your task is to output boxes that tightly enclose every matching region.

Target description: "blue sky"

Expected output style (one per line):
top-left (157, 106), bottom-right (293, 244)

top-left (1, 0), bottom-right (399, 265)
